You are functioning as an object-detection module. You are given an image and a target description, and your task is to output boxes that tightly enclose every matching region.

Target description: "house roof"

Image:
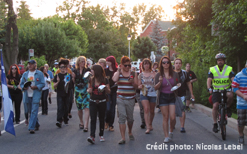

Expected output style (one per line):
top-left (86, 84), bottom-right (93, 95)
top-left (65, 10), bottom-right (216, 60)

top-left (158, 21), bottom-right (175, 31)
top-left (141, 20), bottom-right (176, 34)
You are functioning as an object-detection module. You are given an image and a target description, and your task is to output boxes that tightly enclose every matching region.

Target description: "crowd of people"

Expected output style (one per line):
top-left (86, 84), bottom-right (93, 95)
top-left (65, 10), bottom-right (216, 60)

top-left (0, 53), bottom-right (246, 145)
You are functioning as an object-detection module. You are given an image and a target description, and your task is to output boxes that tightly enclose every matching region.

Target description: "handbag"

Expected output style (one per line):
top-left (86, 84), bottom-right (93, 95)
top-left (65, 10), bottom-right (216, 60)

top-left (164, 76), bottom-right (183, 117)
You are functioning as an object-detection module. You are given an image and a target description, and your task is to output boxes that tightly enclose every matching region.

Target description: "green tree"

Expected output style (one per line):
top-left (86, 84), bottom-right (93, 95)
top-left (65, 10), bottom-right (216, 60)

top-left (3, 0), bottom-right (19, 70)
top-left (0, 0), bottom-right (7, 44)
top-left (132, 36), bottom-right (157, 59)
top-left (24, 55), bottom-right (47, 69)
top-left (150, 20), bottom-right (165, 61)
top-left (18, 18), bottom-right (88, 66)
top-left (17, 1), bottom-right (32, 20)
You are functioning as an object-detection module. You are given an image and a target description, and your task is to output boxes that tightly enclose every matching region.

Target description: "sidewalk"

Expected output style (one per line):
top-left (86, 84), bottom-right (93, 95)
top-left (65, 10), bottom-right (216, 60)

top-left (194, 104), bottom-right (247, 137)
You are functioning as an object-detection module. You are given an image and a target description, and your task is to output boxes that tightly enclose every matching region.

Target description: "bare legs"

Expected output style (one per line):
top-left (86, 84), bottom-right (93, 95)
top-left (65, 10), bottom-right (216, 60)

top-left (78, 108), bottom-right (90, 128)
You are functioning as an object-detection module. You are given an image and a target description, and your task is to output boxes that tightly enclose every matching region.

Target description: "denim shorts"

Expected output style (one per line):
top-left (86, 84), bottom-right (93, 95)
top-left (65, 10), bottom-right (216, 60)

top-left (159, 93), bottom-right (175, 107)
top-left (140, 95), bottom-right (156, 103)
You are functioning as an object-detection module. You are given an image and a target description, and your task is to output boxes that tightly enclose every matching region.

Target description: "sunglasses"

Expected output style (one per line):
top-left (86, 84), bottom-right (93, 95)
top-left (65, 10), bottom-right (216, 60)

top-left (124, 64), bottom-right (131, 67)
top-left (162, 61), bottom-right (170, 64)
top-left (12, 67), bottom-right (17, 70)
top-left (60, 66), bottom-right (66, 69)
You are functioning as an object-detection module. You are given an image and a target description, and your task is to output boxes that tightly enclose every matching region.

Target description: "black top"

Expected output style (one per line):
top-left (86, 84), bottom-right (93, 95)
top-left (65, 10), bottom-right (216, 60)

top-left (90, 78), bottom-right (109, 100)
top-left (105, 68), bottom-right (117, 93)
top-left (177, 70), bottom-right (190, 97)
top-left (53, 73), bottom-right (73, 96)
top-left (187, 70), bottom-right (197, 86)
top-left (7, 74), bottom-right (22, 94)
top-left (73, 68), bottom-right (91, 85)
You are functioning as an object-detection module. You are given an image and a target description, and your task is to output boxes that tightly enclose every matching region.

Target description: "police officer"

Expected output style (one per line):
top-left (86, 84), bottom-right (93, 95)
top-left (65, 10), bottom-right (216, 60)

top-left (52, 62), bottom-right (59, 75)
top-left (207, 53), bottom-right (235, 133)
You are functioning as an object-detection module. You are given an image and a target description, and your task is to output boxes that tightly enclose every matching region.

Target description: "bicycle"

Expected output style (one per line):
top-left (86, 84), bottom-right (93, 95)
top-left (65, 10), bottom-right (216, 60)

top-left (213, 88), bottom-right (232, 140)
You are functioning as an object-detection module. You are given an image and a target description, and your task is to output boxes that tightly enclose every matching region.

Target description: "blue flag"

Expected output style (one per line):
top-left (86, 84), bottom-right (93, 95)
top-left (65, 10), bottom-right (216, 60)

top-left (0, 49), bottom-right (15, 136)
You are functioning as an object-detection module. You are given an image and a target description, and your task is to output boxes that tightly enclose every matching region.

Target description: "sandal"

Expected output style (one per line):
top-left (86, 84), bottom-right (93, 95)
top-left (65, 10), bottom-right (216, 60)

top-left (79, 124), bottom-right (84, 129)
top-left (84, 128), bottom-right (88, 132)
top-left (145, 129), bottom-right (151, 134)
top-left (118, 139), bottom-right (126, 144)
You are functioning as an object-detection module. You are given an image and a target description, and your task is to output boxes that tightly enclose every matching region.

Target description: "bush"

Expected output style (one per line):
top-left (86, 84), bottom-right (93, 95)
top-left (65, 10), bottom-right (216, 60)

top-left (24, 55), bottom-right (48, 69)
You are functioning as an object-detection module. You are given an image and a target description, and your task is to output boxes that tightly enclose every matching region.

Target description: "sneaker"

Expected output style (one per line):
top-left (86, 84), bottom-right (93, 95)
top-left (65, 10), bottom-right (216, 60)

top-left (212, 123), bottom-right (218, 133)
top-left (239, 136), bottom-right (244, 144)
top-left (87, 136), bottom-right (95, 144)
top-left (56, 121), bottom-right (62, 128)
top-left (99, 136), bottom-right (105, 142)
top-left (169, 132), bottom-right (173, 139)
top-left (180, 127), bottom-right (186, 133)
top-left (186, 106), bottom-right (191, 112)
top-left (227, 107), bottom-right (232, 117)
top-left (64, 121), bottom-right (68, 126)
top-left (140, 122), bottom-right (146, 129)
top-left (29, 130), bottom-right (35, 134)
top-left (164, 137), bottom-right (169, 143)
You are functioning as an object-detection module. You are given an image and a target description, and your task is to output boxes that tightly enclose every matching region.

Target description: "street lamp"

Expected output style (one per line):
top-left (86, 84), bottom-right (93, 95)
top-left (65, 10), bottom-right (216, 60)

top-left (127, 34), bottom-right (131, 58)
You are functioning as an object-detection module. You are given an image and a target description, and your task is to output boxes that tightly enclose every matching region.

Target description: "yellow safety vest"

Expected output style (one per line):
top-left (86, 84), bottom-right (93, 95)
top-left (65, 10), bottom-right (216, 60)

top-left (210, 64), bottom-right (232, 90)
top-left (53, 67), bottom-right (58, 73)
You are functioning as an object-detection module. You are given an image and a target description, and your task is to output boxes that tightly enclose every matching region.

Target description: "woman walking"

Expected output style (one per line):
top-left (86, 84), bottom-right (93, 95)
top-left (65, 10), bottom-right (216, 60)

top-left (154, 56), bottom-right (180, 143)
top-left (7, 64), bottom-right (23, 124)
top-left (137, 58), bottom-right (156, 134)
top-left (39, 66), bottom-right (51, 115)
top-left (105, 56), bottom-right (118, 131)
top-left (87, 64), bottom-right (110, 144)
top-left (72, 56), bottom-right (91, 131)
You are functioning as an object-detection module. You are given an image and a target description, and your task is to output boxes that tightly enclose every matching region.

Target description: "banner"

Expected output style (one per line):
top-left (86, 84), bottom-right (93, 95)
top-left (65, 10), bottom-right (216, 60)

top-left (0, 49), bottom-right (15, 136)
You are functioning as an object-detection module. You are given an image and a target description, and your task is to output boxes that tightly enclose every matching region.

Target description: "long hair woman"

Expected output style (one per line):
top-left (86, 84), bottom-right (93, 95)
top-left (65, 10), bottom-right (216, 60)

top-left (39, 66), bottom-right (51, 115)
top-left (72, 56), bottom-right (91, 131)
top-left (7, 64), bottom-right (23, 124)
top-left (87, 64), bottom-right (110, 144)
top-left (154, 56), bottom-right (179, 143)
top-left (104, 56), bottom-right (118, 131)
top-left (138, 58), bottom-right (157, 134)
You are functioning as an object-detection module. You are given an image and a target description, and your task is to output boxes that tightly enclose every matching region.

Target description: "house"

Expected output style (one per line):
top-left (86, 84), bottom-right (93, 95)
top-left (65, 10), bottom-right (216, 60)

top-left (140, 20), bottom-right (177, 60)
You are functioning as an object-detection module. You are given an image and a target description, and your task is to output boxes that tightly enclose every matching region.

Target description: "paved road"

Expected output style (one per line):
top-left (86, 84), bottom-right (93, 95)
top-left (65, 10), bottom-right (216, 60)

top-left (0, 93), bottom-right (247, 154)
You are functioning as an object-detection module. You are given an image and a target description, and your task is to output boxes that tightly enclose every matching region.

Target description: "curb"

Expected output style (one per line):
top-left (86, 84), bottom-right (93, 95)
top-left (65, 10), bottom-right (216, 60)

top-left (194, 104), bottom-right (247, 137)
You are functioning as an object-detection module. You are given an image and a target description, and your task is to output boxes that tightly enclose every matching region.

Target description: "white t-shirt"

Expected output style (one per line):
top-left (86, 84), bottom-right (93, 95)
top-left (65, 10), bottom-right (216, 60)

top-left (27, 71), bottom-right (36, 97)
top-left (42, 76), bottom-right (50, 91)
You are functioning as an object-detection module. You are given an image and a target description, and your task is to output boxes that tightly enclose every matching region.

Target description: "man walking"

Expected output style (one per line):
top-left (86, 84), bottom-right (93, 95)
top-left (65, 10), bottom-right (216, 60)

top-left (20, 60), bottom-right (45, 134)
top-left (174, 58), bottom-right (195, 133)
top-left (232, 64), bottom-right (247, 144)
top-left (185, 63), bottom-right (197, 110)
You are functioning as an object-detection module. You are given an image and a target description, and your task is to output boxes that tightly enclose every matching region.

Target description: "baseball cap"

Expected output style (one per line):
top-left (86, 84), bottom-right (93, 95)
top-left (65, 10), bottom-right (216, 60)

top-left (28, 59), bottom-right (36, 64)
top-left (54, 62), bottom-right (59, 65)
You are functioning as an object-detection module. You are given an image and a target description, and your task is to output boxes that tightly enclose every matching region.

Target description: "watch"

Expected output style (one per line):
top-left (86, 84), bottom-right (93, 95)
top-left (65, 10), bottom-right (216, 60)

top-left (208, 88), bottom-right (212, 92)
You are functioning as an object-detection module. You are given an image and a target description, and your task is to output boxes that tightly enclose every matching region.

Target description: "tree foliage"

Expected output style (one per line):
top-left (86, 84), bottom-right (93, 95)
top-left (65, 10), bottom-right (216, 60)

top-left (18, 17), bottom-right (88, 66)
top-left (132, 36), bottom-right (157, 60)
top-left (17, 1), bottom-right (32, 20)
top-left (150, 20), bottom-right (166, 61)
top-left (170, 0), bottom-right (247, 109)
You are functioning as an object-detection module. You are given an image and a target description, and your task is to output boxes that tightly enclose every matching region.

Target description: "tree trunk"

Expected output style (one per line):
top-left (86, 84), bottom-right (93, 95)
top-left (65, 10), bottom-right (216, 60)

top-left (3, 0), bottom-right (18, 70)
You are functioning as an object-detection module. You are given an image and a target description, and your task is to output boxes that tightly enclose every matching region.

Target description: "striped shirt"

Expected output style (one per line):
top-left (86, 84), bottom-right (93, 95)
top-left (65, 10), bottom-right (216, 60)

top-left (232, 68), bottom-right (247, 109)
top-left (117, 74), bottom-right (136, 97)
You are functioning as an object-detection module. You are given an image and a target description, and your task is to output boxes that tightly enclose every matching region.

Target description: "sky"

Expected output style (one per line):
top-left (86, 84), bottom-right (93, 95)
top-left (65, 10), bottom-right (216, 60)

top-left (13, 0), bottom-right (182, 20)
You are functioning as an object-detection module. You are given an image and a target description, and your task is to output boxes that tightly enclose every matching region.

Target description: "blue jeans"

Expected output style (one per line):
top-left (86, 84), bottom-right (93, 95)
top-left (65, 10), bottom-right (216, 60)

top-left (105, 93), bottom-right (117, 127)
top-left (27, 97), bottom-right (40, 130)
